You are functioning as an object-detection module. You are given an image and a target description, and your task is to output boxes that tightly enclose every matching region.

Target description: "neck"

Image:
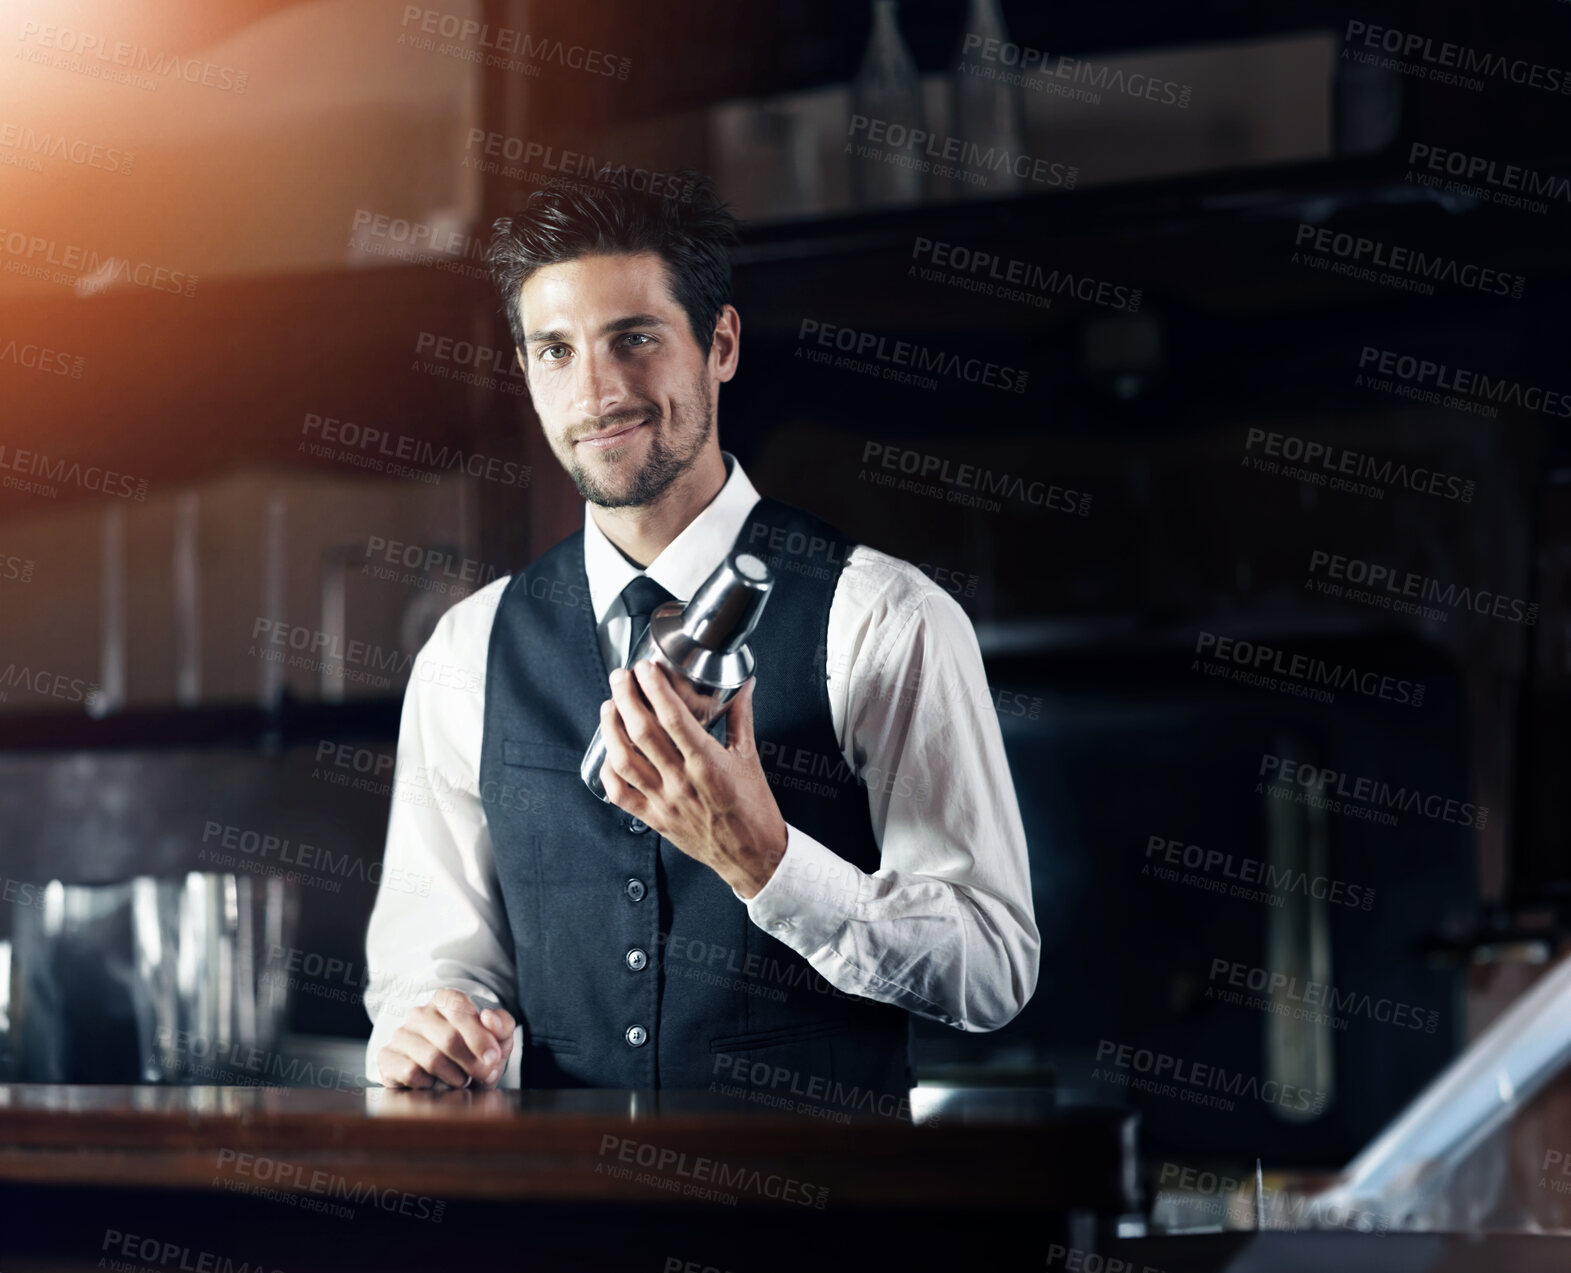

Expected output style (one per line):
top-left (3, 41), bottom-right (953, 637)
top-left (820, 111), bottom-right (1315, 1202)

top-left (589, 446), bottom-right (728, 568)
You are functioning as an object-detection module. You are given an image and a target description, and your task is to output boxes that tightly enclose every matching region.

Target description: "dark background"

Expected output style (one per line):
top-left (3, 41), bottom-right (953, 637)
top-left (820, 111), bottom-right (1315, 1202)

top-left (2, 0), bottom-right (1569, 1207)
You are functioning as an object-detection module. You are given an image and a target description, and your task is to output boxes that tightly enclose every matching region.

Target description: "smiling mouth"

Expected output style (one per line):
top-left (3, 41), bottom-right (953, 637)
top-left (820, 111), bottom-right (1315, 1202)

top-left (576, 418), bottom-right (648, 449)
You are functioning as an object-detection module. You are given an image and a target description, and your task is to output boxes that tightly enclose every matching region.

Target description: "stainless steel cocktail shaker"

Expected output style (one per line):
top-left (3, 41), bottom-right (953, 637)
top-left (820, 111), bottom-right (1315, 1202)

top-left (581, 551), bottom-right (774, 801)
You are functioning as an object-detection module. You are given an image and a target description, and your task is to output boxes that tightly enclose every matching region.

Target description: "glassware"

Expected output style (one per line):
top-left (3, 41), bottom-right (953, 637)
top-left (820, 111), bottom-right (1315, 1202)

top-left (952, 0), bottom-right (1027, 198)
top-left (850, 0), bottom-right (925, 208)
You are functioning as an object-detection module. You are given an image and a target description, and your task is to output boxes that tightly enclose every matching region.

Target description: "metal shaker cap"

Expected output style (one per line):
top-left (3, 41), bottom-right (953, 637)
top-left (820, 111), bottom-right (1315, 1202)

top-left (680, 552), bottom-right (773, 653)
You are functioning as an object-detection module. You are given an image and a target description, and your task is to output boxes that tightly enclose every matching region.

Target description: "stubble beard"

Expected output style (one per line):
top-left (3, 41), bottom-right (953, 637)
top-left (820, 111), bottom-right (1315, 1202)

top-left (564, 374), bottom-right (714, 509)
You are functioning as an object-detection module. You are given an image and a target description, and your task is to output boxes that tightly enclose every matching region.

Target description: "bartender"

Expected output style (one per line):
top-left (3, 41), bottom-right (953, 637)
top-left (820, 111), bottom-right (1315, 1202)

top-left (363, 173), bottom-right (1039, 1094)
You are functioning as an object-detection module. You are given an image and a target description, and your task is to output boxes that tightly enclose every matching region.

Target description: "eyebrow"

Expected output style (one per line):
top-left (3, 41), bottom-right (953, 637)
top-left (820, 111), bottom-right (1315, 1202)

top-left (523, 314), bottom-right (669, 345)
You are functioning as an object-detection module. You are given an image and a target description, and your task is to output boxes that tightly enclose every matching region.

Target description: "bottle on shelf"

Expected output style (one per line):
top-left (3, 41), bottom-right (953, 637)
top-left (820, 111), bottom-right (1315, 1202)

top-left (850, 0), bottom-right (926, 208)
top-left (951, 0), bottom-right (1026, 199)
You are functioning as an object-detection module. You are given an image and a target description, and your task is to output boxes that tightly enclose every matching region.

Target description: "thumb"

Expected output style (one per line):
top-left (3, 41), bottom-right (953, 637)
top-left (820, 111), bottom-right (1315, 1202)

top-left (725, 676), bottom-right (757, 754)
top-left (480, 1006), bottom-right (516, 1044)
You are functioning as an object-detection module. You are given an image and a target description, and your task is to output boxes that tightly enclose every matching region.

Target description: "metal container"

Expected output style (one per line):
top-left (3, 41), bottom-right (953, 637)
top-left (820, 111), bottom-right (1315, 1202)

top-left (582, 551), bottom-right (774, 801)
top-left (6, 871), bottom-right (297, 1083)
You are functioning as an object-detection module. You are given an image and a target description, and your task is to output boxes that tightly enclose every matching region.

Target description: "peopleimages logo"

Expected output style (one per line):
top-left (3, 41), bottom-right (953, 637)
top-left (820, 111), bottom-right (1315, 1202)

top-left (959, 32), bottom-right (1193, 108)
top-left (0, 226), bottom-right (197, 297)
top-left (1193, 630), bottom-right (1425, 708)
top-left (299, 412), bottom-right (530, 487)
top-left (1343, 20), bottom-right (1571, 96)
top-left (710, 1053), bottom-right (913, 1123)
top-left (1406, 142), bottom-right (1571, 214)
top-left (1293, 224), bottom-right (1526, 299)
top-left (798, 319), bottom-right (1030, 395)
top-left (462, 130), bottom-right (693, 201)
top-left (349, 210), bottom-right (483, 259)
top-left (198, 821), bottom-right (430, 896)
top-left (1242, 427), bottom-right (1475, 504)
top-left (1144, 834), bottom-right (1376, 910)
top-left (18, 22), bottom-right (249, 93)
top-left (1047, 1244), bottom-right (1170, 1273)
top-left (1306, 550), bottom-right (1537, 627)
top-left (0, 443), bottom-right (147, 499)
top-left (398, 5), bottom-right (631, 79)
top-left (909, 236), bottom-right (1141, 313)
top-left (0, 335), bottom-right (84, 378)
top-left (215, 1148), bottom-right (446, 1222)
top-left (859, 441), bottom-right (1089, 516)
top-left (0, 553), bottom-right (36, 583)
top-left (598, 1134), bottom-right (829, 1208)
top-left (1541, 1149), bottom-right (1571, 1194)
top-left (248, 618), bottom-right (406, 683)
top-left (1093, 1038), bottom-right (1328, 1115)
top-left (0, 663), bottom-right (99, 705)
top-left (0, 123), bottom-right (133, 174)
top-left (158, 1028), bottom-right (369, 1090)
top-left (1259, 754), bottom-right (1487, 831)
top-left (363, 536), bottom-right (504, 596)
top-left (1207, 958), bottom-right (1440, 1034)
top-left (100, 1230), bottom-right (279, 1273)
top-left (756, 737), bottom-right (930, 803)
top-left (847, 114), bottom-right (1077, 189)
top-left (1358, 345), bottom-right (1571, 420)
top-left (412, 330), bottom-right (528, 398)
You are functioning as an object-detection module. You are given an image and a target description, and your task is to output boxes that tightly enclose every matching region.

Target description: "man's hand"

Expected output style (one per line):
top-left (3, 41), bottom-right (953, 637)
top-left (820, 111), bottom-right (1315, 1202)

top-left (600, 660), bottom-right (789, 899)
top-left (376, 988), bottom-right (515, 1089)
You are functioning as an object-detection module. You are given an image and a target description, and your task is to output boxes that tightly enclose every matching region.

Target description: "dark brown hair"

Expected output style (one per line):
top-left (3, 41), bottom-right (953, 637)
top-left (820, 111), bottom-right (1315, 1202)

top-left (485, 170), bottom-right (739, 363)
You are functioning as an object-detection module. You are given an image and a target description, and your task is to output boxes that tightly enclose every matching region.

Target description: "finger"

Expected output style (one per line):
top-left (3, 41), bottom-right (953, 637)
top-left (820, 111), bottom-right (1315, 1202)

top-left (611, 667), bottom-right (684, 772)
top-left (391, 1025), bottom-right (470, 1089)
top-left (376, 1045), bottom-right (434, 1090)
top-left (435, 1002), bottom-right (504, 1076)
top-left (410, 1005), bottom-right (493, 1082)
top-left (481, 1014), bottom-right (516, 1071)
top-left (601, 759), bottom-right (651, 818)
top-left (634, 659), bottom-right (712, 760)
top-left (464, 1009), bottom-right (509, 1083)
top-left (422, 990), bottom-right (504, 1075)
top-left (479, 1006), bottom-right (516, 1043)
top-left (724, 676), bottom-right (757, 756)
top-left (601, 696), bottom-right (661, 795)
top-left (600, 747), bottom-right (653, 821)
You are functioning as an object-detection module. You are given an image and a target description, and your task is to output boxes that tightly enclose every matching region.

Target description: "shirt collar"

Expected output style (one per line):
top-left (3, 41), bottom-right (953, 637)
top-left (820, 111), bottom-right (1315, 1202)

top-left (583, 451), bottom-right (761, 622)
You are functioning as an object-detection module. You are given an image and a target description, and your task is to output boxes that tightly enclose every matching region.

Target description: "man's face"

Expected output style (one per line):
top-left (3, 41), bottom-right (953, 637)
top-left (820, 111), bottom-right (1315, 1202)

top-left (516, 251), bottom-right (720, 509)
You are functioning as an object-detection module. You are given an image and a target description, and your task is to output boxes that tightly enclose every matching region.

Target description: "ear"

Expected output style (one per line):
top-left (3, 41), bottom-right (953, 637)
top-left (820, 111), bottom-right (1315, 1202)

top-left (712, 304), bottom-right (741, 384)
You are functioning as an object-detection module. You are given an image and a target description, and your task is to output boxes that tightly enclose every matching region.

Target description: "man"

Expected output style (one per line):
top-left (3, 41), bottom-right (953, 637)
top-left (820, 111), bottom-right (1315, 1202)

top-left (363, 172), bottom-right (1038, 1097)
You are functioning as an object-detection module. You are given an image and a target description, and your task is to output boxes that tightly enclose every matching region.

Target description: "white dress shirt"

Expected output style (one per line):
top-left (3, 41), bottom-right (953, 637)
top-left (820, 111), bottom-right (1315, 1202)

top-left (363, 453), bottom-right (1040, 1086)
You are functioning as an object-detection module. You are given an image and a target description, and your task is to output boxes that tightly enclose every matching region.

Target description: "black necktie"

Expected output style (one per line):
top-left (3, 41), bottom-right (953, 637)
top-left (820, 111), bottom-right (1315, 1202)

top-left (619, 575), bottom-right (675, 664)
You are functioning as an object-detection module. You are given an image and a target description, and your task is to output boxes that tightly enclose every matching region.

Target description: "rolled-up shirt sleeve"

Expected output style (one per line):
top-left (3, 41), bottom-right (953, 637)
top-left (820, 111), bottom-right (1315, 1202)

top-left (740, 551), bottom-right (1041, 1032)
top-left (362, 579), bottom-right (521, 1085)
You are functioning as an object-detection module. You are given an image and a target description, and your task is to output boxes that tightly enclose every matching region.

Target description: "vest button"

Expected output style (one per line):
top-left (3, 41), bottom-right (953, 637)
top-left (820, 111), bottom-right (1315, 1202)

top-left (628, 817), bottom-right (649, 834)
top-left (625, 1024), bottom-right (648, 1047)
top-left (625, 877), bottom-right (646, 902)
top-left (626, 947), bottom-right (648, 971)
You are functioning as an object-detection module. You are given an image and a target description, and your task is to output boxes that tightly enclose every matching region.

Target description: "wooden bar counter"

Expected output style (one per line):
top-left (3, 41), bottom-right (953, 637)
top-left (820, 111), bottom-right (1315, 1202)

top-left (0, 1084), bottom-right (1138, 1271)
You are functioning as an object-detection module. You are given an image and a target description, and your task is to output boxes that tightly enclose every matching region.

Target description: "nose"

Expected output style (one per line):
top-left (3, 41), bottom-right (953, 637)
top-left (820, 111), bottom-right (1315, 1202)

top-left (571, 345), bottom-right (630, 421)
